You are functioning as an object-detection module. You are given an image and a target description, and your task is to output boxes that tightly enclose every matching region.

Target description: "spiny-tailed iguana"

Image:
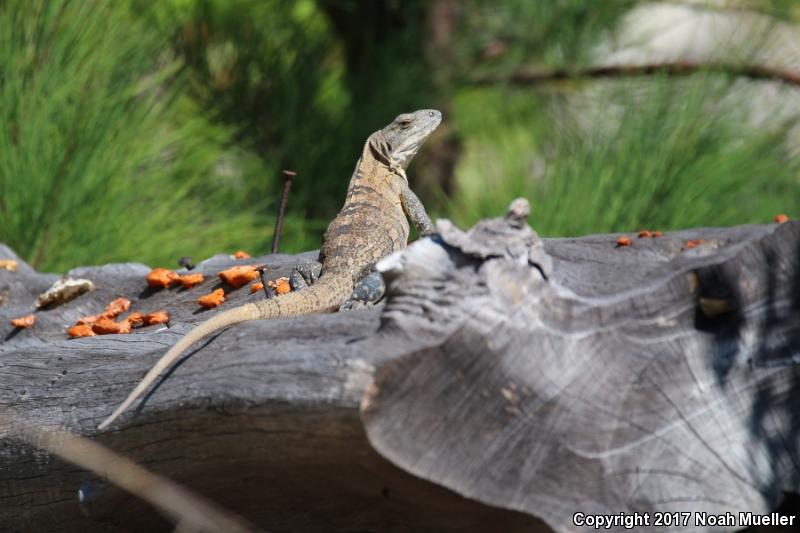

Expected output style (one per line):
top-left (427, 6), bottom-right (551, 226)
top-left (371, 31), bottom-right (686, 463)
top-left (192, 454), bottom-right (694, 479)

top-left (98, 109), bottom-right (442, 430)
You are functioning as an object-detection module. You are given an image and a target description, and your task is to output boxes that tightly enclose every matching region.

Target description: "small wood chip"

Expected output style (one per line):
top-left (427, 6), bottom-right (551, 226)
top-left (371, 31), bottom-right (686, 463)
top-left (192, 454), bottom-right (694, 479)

top-left (146, 268), bottom-right (181, 289)
top-left (198, 288), bottom-right (225, 309)
top-left (36, 277), bottom-right (95, 308)
top-left (615, 236), bottom-right (631, 247)
top-left (179, 272), bottom-right (205, 289)
top-left (775, 213), bottom-right (789, 224)
top-left (218, 265), bottom-right (259, 289)
top-left (67, 324), bottom-right (96, 338)
top-left (10, 314), bottom-right (36, 329)
top-left (0, 260), bottom-right (18, 272)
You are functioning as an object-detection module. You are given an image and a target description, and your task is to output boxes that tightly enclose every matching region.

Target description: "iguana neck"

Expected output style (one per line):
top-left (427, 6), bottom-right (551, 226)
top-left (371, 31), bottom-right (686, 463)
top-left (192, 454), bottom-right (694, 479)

top-left (342, 132), bottom-right (405, 204)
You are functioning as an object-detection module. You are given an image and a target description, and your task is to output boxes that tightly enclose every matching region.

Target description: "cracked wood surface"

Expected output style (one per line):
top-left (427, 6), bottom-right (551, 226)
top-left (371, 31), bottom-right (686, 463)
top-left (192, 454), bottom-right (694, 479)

top-left (1, 215), bottom-right (799, 533)
top-left (366, 215), bottom-right (800, 533)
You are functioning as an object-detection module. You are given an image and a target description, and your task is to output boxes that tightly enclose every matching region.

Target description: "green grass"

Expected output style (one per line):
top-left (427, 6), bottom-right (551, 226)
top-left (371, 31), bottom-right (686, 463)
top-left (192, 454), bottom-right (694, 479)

top-left (2, 0), bottom-right (799, 273)
top-left (0, 0), bottom-right (321, 273)
top-left (448, 75), bottom-right (800, 236)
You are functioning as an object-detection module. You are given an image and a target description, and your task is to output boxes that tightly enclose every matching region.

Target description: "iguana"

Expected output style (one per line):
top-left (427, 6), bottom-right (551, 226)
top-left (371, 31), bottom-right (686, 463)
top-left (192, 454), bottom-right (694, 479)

top-left (97, 109), bottom-right (442, 430)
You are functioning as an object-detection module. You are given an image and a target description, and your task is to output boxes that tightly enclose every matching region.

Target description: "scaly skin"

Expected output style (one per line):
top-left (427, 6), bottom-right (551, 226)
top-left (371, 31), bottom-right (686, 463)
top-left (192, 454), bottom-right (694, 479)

top-left (98, 109), bottom-right (442, 430)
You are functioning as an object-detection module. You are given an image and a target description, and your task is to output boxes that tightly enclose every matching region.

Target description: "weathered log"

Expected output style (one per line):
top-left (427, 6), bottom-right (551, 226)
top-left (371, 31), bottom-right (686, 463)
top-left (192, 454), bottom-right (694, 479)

top-left (365, 209), bottom-right (800, 533)
top-left (0, 245), bottom-right (543, 532)
top-left (1, 208), bottom-right (799, 532)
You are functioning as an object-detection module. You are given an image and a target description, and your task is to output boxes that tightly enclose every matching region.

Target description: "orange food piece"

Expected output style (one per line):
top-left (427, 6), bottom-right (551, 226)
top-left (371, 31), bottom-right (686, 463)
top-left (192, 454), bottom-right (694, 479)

top-left (684, 239), bottom-right (705, 249)
top-left (179, 272), bottom-right (204, 289)
top-left (233, 250), bottom-right (251, 259)
top-left (146, 268), bottom-right (181, 289)
top-left (126, 312), bottom-right (144, 327)
top-left (104, 297), bottom-right (131, 318)
top-left (75, 297), bottom-right (132, 326)
top-left (651, 231), bottom-right (663, 238)
top-left (637, 230), bottom-right (651, 238)
top-left (67, 324), bottom-right (96, 338)
top-left (615, 236), bottom-right (631, 247)
top-left (0, 259), bottom-right (18, 272)
top-left (91, 318), bottom-right (132, 335)
top-left (218, 265), bottom-right (259, 289)
top-left (250, 282), bottom-right (264, 294)
top-left (10, 314), bottom-right (36, 328)
top-left (142, 310), bottom-right (169, 325)
top-left (775, 213), bottom-right (789, 224)
top-left (76, 313), bottom-right (103, 325)
top-left (268, 277), bottom-right (292, 295)
top-left (198, 288), bottom-right (225, 309)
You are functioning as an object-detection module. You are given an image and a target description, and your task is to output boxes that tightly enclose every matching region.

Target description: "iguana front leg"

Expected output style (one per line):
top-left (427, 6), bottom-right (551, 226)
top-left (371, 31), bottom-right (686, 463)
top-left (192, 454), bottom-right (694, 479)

top-left (401, 185), bottom-right (434, 236)
top-left (339, 184), bottom-right (432, 311)
top-left (339, 271), bottom-right (385, 310)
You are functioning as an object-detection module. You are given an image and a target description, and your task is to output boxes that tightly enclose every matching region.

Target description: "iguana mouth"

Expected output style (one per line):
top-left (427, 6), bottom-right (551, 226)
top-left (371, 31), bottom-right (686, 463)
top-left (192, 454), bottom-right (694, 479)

top-left (382, 109), bottom-right (442, 169)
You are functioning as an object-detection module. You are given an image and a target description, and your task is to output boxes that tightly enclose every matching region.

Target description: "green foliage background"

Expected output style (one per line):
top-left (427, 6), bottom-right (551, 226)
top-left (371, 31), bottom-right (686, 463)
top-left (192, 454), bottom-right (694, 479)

top-left (1, 0), bottom-right (799, 272)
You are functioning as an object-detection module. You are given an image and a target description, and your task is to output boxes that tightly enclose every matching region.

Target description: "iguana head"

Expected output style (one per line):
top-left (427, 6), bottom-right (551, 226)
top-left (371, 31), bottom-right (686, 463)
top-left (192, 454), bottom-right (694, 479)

top-left (379, 109), bottom-right (442, 169)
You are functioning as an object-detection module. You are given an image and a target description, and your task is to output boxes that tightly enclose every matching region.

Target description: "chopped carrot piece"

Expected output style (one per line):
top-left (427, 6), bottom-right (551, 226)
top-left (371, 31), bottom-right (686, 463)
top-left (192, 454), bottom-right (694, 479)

top-left (250, 282), bottom-right (264, 294)
top-left (651, 231), bottom-right (663, 238)
top-left (10, 314), bottom-right (35, 328)
top-left (268, 277), bottom-right (292, 295)
top-left (126, 312), bottom-right (144, 327)
top-left (91, 318), bottom-right (132, 335)
top-left (637, 230), bottom-right (651, 238)
top-left (146, 268), bottom-right (181, 289)
top-left (76, 297), bottom-right (131, 326)
top-left (615, 236), bottom-right (631, 247)
top-left (142, 310), bottom-right (169, 325)
top-left (218, 265), bottom-right (259, 289)
top-left (0, 260), bottom-right (18, 272)
top-left (775, 213), bottom-right (789, 224)
top-left (198, 288), bottom-right (225, 309)
top-left (104, 297), bottom-right (131, 318)
top-left (684, 239), bottom-right (705, 250)
top-left (76, 314), bottom-right (102, 325)
top-left (67, 324), bottom-right (96, 338)
top-left (233, 250), bottom-right (251, 259)
top-left (179, 272), bottom-right (204, 289)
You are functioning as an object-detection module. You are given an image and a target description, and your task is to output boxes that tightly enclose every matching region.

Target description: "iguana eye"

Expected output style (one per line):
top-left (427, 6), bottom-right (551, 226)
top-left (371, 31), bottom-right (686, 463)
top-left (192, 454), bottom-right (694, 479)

top-left (396, 115), bottom-right (413, 127)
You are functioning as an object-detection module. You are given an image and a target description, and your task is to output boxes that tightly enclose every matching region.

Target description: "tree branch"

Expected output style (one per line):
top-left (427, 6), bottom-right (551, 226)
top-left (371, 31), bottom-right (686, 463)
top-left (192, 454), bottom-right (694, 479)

top-left (469, 61), bottom-right (800, 89)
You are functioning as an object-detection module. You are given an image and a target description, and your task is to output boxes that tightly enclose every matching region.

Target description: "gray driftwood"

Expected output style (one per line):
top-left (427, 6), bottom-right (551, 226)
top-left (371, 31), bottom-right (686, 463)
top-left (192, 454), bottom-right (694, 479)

top-left (1, 207), bottom-right (799, 533)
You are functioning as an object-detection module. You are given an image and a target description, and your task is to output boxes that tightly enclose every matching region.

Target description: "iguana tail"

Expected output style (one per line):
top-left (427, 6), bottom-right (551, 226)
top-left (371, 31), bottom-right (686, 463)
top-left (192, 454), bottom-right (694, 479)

top-left (97, 275), bottom-right (353, 430)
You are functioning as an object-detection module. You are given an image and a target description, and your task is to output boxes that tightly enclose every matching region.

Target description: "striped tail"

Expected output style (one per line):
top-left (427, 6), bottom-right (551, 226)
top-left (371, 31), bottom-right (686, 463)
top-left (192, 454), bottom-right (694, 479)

top-left (97, 275), bottom-right (353, 430)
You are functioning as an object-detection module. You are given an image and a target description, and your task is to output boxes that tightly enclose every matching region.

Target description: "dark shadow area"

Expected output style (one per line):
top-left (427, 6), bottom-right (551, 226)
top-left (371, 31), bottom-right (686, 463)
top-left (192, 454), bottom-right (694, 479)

top-left (135, 285), bottom-right (162, 300)
top-left (701, 223), bottom-right (800, 528)
top-left (693, 261), bottom-right (745, 384)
